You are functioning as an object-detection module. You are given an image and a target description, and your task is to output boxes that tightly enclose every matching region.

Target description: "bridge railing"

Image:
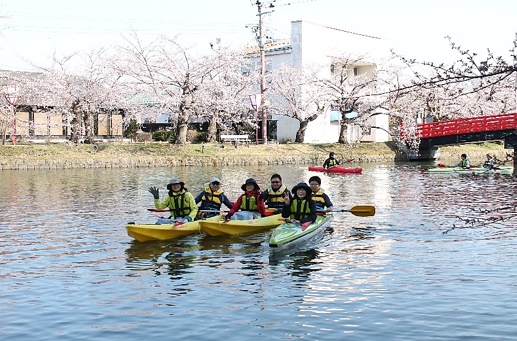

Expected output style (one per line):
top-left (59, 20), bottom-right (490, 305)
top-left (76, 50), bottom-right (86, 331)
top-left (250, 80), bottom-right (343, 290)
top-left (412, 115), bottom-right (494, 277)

top-left (417, 112), bottom-right (517, 138)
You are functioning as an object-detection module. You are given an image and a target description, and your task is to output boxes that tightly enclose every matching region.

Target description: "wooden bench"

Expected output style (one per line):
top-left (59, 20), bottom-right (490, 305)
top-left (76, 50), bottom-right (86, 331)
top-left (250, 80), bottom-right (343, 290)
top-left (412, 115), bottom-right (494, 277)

top-left (220, 134), bottom-right (250, 144)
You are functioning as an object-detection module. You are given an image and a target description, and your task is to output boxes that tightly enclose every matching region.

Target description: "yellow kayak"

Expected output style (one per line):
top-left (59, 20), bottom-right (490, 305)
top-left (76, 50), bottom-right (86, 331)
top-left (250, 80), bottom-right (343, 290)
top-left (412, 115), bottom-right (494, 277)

top-left (126, 215), bottom-right (221, 242)
top-left (199, 214), bottom-right (284, 236)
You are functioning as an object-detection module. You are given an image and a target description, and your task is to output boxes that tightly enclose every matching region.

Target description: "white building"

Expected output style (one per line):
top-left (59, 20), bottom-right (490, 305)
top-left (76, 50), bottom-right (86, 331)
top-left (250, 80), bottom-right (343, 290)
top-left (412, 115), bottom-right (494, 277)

top-left (246, 20), bottom-right (390, 143)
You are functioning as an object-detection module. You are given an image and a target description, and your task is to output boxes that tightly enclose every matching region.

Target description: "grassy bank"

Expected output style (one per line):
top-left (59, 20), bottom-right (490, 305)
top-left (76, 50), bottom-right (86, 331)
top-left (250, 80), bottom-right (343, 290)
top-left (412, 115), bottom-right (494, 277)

top-left (0, 141), bottom-right (510, 170)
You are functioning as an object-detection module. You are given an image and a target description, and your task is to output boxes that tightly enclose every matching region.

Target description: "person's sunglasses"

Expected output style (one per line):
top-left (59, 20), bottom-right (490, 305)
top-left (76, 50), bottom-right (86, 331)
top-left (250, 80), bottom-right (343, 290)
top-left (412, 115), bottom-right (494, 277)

top-left (211, 182), bottom-right (220, 185)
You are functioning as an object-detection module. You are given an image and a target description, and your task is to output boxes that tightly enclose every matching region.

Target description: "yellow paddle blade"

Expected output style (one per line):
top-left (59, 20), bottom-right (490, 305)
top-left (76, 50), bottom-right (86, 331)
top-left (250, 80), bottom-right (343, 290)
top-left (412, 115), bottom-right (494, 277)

top-left (344, 205), bottom-right (375, 217)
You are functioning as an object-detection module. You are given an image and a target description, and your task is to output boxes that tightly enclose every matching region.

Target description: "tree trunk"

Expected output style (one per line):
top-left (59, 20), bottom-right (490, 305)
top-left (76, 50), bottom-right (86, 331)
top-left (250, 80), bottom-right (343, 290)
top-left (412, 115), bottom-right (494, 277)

top-left (338, 121), bottom-right (348, 144)
top-left (83, 112), bottom-right (93, 144)
top-left (175, 108), bottom-right (189, 145)
top-left (70, 100), bottom-right (82, 145)
top-left (206, 118), bottom-right (217, 143)
top-left (295, 121), bottom-right (309, 143)
top-left (1, 117), bottom-right (6, 145)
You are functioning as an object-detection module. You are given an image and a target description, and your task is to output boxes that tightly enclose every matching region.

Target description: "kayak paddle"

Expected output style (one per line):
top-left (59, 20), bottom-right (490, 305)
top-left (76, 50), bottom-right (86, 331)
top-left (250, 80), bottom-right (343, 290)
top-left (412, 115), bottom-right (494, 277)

top-left (335, 205), bottom-right (375, 217)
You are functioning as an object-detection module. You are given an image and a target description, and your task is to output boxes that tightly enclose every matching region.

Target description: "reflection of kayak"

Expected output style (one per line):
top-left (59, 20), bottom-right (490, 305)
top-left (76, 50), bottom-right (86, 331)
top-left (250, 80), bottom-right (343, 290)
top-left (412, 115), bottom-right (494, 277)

top-left (428, 165), bottom-right (513, 174)
top-left (126, 215), bottom-right (221, 242)
top-left (199, 214), bottom-right (284, 236)
top-left (308, 166), bottom-right (362, 174)
top-left (269, 215), bottom-right (333, 253)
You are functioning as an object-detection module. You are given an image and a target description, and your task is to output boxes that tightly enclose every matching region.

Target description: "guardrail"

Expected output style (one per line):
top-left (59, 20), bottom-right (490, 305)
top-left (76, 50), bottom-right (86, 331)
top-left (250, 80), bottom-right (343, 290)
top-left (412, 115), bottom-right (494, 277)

top-left (416, 112), bottom-right (517, 138)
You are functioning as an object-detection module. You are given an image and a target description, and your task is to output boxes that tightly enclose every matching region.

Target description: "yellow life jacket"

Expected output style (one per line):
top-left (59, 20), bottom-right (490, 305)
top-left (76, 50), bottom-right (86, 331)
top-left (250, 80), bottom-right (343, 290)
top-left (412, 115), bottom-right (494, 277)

top-left (289, 198), bottom-right (311, 221)
top-left (239, 194), bottom-right (259, 211)
top-left (311, 189), bottom-right (326, 204)
top-left (169, 190), bottom-right (193, 218)
top-left (266, 185), bottom-right (287, 209)
top-left (328, 158), bottom-right (337, 167)
top-left (201, 183), bottom-right (224, 205)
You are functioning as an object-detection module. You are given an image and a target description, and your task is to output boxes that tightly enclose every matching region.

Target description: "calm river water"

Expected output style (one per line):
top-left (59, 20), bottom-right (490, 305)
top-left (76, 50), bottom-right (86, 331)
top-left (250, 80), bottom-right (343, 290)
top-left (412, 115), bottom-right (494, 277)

top-left (2, 163), bottom-right (517, 340)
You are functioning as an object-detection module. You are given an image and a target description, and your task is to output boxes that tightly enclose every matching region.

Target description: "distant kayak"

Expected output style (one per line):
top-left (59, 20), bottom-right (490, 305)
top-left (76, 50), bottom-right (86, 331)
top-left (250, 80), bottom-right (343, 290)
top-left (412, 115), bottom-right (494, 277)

top-left (308, 166), bottom-right (362, 174)
top-left (428, 165), bottom-right (513, 174)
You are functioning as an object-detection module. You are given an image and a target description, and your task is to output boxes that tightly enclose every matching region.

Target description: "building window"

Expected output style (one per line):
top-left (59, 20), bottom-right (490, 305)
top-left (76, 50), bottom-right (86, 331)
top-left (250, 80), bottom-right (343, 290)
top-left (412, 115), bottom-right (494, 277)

top-left (353, 67), bottom-right (359, 76)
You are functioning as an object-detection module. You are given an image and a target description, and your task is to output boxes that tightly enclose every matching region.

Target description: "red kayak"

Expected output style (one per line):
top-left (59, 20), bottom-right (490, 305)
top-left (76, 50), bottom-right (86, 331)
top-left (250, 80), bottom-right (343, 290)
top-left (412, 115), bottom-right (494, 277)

top-left (308, 166), bottom-right (362, 174)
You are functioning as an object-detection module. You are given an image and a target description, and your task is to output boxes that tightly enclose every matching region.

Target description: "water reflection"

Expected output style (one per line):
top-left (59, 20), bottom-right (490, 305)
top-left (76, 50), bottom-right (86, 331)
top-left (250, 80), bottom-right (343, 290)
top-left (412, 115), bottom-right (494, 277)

top-left (3, 164), bottom-right (517, 341)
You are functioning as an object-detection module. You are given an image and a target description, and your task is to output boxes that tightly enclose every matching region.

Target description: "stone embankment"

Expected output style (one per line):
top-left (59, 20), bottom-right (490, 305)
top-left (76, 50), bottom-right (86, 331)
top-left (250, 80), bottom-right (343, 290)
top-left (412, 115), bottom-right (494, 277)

top-left (0, 155), bottom-right (372, 170)
top-left (0, 142), bottom-right (510, 170)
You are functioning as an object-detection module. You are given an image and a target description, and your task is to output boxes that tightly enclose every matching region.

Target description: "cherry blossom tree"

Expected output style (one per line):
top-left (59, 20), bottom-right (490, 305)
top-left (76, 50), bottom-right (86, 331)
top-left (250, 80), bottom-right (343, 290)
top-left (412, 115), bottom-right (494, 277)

top-left (320, 54), bottom-right (386, 144)
top-left (383, 36), bottom-right (517, 152)
top-left (118, 33), bottom-right (218, 144)
top-left (393, 35), bottom-right (517, 101)
top-left (268, 64), bottom-right (329, 142)
top-left (192, 46), bottom-right (257, 142)
top-left (33, 49), bottom-right (125, 144)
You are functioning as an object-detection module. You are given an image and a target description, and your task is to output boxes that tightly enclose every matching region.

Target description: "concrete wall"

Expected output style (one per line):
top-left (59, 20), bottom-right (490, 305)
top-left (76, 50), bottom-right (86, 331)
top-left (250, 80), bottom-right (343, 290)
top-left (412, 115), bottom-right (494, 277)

top-left (259, 20), bottom-right (390, 143)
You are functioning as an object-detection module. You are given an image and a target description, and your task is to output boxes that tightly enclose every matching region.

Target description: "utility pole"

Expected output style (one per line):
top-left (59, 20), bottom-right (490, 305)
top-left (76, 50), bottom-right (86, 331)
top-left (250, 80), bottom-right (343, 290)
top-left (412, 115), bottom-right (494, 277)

top-left (252, 0), bottom-right (275, 144)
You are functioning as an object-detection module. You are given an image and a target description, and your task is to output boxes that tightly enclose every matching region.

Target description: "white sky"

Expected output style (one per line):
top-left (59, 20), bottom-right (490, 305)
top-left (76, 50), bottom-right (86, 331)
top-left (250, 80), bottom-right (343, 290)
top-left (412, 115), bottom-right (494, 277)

top-left (0, 0), bottom-right (516, 71)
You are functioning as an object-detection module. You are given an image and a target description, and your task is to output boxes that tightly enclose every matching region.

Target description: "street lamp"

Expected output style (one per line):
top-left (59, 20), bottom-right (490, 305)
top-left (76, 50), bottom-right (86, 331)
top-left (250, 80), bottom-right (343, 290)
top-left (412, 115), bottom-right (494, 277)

top-left (3, 84), bottom-right (19, 145)
top-left (249, 94), bottom-right (261, 145)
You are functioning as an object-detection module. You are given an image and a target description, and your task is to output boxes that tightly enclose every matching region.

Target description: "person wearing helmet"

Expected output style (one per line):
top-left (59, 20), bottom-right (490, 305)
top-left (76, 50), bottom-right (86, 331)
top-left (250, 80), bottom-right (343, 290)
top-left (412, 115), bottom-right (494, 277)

top-left (224, 178), bottom-right (266, 221)
top-left (323, 152), bottom-right (340, 169)
top-left (148, 177), bottom-right (198, 224)
top-left (194, 177), bottom-right (233, 219)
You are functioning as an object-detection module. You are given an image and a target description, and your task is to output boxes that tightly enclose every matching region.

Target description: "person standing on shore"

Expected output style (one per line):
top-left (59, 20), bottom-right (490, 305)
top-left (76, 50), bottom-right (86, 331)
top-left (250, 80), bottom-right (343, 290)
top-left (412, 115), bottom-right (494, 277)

top-left (148, 177), bottom-right (198, 225)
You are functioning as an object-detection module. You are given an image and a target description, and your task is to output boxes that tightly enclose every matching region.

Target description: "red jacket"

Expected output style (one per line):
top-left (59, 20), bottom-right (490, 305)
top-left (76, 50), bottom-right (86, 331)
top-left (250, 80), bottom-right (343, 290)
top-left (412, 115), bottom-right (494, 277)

top-left (228, 189), bottom-right (266, 216)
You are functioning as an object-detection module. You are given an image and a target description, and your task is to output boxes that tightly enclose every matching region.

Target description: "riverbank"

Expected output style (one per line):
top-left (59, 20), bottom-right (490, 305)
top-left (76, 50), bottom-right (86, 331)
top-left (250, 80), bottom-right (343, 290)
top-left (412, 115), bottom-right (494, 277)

top-left (0, 141), bottom-right (510, 170)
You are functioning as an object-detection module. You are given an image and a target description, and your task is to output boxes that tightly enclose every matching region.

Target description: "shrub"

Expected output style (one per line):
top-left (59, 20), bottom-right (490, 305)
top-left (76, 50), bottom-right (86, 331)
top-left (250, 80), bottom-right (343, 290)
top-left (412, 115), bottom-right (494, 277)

top-left (186, 130), bottom-right (207, 143)
top-left (153, 131), bottom-right (173, 142)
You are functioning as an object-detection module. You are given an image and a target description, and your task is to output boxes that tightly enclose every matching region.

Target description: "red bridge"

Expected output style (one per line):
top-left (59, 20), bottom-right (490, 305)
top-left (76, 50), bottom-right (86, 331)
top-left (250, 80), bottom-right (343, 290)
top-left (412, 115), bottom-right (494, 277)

top-left (417, 112), bottom-right (517, 141)
top-left (406, 112), bottom-right (517, 166)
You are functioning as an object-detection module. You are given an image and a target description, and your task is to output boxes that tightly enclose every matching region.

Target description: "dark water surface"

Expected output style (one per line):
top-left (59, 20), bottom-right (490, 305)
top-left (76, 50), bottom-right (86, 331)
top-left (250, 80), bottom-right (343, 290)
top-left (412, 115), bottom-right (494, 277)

top-left (2, 163), bottom-right (516, 340)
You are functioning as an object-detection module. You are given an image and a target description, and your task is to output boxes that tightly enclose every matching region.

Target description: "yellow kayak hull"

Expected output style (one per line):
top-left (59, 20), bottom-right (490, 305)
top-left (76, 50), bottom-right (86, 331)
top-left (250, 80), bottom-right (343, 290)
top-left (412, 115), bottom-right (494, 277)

top-left (126, 215), bottom-right (221, 242)
top-left (199, 214), bottom-right (284, 236)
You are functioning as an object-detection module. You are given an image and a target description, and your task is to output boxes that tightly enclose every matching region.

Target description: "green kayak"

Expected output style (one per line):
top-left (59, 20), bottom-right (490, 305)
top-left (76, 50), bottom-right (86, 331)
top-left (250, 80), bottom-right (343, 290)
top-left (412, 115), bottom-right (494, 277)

top-left (428, 165), bottom-right (513, 174)
top-left (269, 215), bottom-right (333, 253)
